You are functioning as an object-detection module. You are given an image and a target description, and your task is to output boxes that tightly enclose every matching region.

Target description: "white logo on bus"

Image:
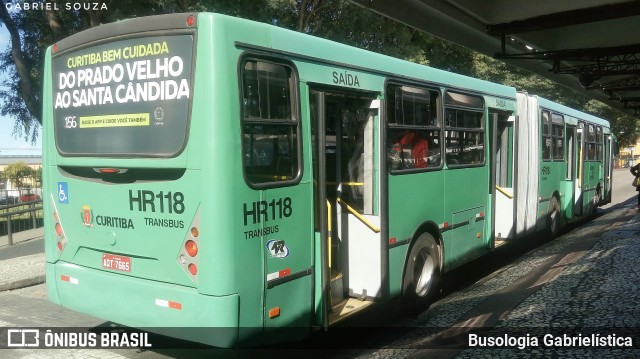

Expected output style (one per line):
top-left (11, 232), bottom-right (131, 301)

top-left (266, 239), bottom-right (289, 259)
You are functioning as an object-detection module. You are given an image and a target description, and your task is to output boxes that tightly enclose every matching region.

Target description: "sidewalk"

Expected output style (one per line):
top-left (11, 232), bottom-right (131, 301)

top-left (0, 227), bottom-right (45, 291)
top-left (0, 226), bottom-right (44, 247)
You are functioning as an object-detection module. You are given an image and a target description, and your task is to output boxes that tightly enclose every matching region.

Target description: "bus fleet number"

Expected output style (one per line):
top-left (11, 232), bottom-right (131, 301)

top-left (129, 190), bottom-right (185, 214)
top-left (243, 197), bottom-right (292, 225)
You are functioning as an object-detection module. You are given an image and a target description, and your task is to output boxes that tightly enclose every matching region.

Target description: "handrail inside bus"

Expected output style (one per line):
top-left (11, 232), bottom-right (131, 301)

top-left (578, 147), bottom-right (583, 189)
top-left (327, 200), bottom-right (332, 270)
top-left (336, 197), bottom-right (381, 233)
top-left (495, 185), bottom-right (514, 199)
top-left (328, 181), bottom-right (363, 186)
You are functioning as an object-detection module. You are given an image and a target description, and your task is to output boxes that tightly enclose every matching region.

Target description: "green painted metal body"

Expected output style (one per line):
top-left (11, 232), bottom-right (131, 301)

top-left (535, 96), bottom-right (608, 222)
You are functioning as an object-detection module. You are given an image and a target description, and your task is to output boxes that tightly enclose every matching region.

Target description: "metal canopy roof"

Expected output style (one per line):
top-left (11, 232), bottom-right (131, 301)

top-left (351, 0), bottom-right (640, 115)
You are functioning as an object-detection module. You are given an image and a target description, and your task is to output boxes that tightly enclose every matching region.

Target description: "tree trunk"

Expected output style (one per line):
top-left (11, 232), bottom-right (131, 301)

top-left (46, 9), bottom-right (66, 42)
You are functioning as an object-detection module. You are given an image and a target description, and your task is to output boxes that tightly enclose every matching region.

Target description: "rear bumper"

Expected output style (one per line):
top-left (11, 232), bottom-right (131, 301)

top-left (46, 261), bottom-right (240, 347)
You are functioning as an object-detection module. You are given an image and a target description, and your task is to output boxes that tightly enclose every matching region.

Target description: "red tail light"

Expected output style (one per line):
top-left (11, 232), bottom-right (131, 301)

top-left (51, 202), bottom-right (67, 254)
top-left (185, 240), bottom-right (198, 257)
top-left (98, 168), bottom-right (121, 174)
top-left (186, 15), bottom-right (196, 27)
top-left (55, 223), bottom-right (63, 237)
top-left (188, 263), bottom-right (198, 275)
top-left (177, 209), bottom-right (200, 283)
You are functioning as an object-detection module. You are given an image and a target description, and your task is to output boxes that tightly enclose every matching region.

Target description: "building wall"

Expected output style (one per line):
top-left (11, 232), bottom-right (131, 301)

top-left (618, 138), bottom-right (640, 168)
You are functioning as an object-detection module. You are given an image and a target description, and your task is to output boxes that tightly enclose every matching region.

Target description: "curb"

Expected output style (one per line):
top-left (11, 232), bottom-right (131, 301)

top-left (0, 253), bottom-right (46, 292)
top-left (0, 274), bottom-right (46, 292)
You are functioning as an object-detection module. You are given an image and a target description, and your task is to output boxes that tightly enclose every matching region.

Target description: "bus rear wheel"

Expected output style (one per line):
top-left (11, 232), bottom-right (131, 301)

top-left (402, 233), bottom-right (440, 313)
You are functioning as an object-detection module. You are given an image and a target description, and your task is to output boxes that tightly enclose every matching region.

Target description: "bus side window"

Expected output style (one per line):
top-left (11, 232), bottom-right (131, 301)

top-left (541, 111), bottom-right (552, 161)
top-left (552, 113), bottom-right (564, 161)
top-left (386, 84), bottom-right (442, 172)
top-left (240, 60), bottom-right (299, 186)
top-left (587, 124), bottom-right (596, 161)
top-left (444, 92), bottom-right (484, 167)
top-left (596, 126), bottom-right (603, 161)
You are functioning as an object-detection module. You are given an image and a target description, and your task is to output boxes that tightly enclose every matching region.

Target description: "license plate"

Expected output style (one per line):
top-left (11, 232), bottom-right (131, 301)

top-left (102, 253), bottom-right (131, 272)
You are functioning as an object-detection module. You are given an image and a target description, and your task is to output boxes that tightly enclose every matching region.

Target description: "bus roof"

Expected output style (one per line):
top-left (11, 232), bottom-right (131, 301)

top-left (54, 12), bottom-right (516, 101)
top-left (533, 94), bottom-right (610, 128)
top-left (212, 12), bottom-right (517, 100)
top-left (54, 13), bottom-right (196, 54)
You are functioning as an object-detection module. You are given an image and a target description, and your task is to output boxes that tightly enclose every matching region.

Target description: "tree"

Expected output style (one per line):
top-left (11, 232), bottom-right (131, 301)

top-left (0, 0), bottom-right (110, 142)
top-left (0, 0), bottom-right (248, 142)
top-left (0, 0), bottom-right (412, 141)
top-left (3, 161), bottom-right (33, 191)
top-left (0, 0), bottom-right (44, 142)
top-left (584, 100), bottom-right (639, 148)
top-left (463, 51), bottom-right (639, 146)
top-left (267, 0), bottom-right (329, 32)
top-left (30, 166), bottom-right (42, 189)
top-left (0, 0), bottom-right (636, 146)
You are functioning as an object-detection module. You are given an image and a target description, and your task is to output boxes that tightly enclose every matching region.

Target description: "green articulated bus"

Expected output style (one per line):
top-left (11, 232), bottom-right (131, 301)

top-left (42, 12), bottom-right (615, 347)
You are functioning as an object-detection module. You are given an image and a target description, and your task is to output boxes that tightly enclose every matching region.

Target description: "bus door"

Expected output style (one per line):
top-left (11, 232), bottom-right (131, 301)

top-left (574, 124), bottom-right (585, 216)
top-left (490, 111), bottom-right (515, 244)
top-left (604, 134), bottom-right (613, 204)
top-left (566, 124), bottom-right (576, 217)
top-left (310, 88), bottom-right (380, 327)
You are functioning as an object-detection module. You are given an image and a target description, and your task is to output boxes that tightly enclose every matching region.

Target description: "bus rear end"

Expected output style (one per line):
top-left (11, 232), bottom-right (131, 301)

top-left (43, 13), bottom-right (240, 347)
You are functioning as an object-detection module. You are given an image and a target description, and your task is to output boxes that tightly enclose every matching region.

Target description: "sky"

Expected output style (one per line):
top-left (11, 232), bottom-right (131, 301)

top-left (0, 24), bottom-right (42, 156)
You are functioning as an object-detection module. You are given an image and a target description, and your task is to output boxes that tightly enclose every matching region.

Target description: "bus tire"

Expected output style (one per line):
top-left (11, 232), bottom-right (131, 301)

top-left (548, 196), bottom-right (561, 238)
top-left (402, 233), bottom-right (440, 313)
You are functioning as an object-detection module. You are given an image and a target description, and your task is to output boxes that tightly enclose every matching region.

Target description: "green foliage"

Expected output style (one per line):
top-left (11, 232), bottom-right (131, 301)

top-left (3, 161), bottom-right (33, 190)
top-left (584, 100), bottom-right (638, 148)
top-left (30, 166), bottom-right (42, 189)
top-left (0, 0), bottom-right (636, 147)
top-left (0, 0), bottom-right (270, 142)
top-left (441, 50), bottom-right (639, 147)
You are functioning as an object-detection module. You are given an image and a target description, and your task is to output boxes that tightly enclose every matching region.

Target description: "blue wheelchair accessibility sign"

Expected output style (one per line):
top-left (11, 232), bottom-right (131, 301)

top-left (58, 182), bottom-right (69, 204)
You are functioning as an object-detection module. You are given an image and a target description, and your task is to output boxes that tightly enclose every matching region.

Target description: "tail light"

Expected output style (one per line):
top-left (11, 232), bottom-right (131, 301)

top-left (186, 15), bottom-right (196, 27)
top-left (185, 240), bottom-right (198, 257)
top-left (177, 208), bottom-right (200, 283)
top-left (50, 194), bottom-right (67, 253)
top-left (188, 263), bottom-right (198, 275)
top-left (55, 223), bottom-right (63, 237)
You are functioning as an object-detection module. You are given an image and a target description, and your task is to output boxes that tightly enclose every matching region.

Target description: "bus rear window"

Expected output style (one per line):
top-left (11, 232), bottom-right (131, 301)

top-left (52, 34), bottom-right (194, 157)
